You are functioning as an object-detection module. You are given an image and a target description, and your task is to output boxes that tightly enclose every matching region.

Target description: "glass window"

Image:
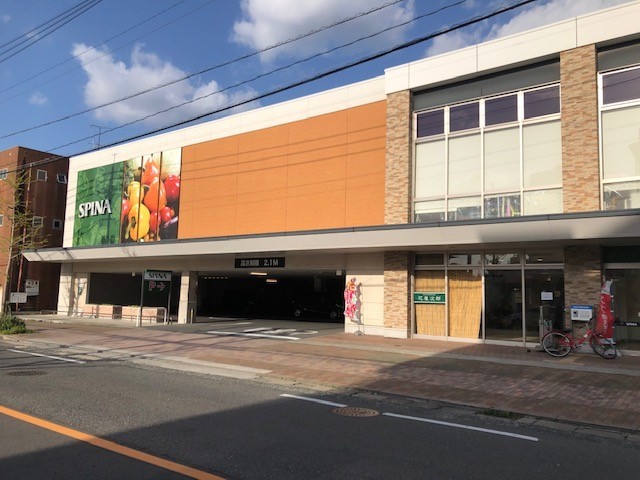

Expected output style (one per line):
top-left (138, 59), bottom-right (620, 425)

top-left (523, 121), bottom-right (562, 188)
top-left (601, 105), bottom-right (640, 180)
top-left (448, 134), bottom-right (480, 195)
top-left (448, 269), bottom-right (482, 339)
top-left (603, 181), bottom-right (640, 210)
top-left (56, 174), bottom-right (67, 184)
top-left (485, 253), bottom-right (521, 265)
top-left (485, 94), bottom-right (517, 126)
top-left (415, 200), bottom-right (445, 222)
top-left (415, 270), bottom-right (446, 336)
top-left (32, 216), bottom-right (44, 228)
top-left (448, 253), bottom-right (482, 266)
top-left (0, 168), bottom-right (7, 180)
top-left (484, 127), bottom-right (520, 192)
top-left (484, 194), bottom-right (521, 218)
top-left (603, 67), bottom-right (640, 105)
top-left (525, 249), bottom-right (563, 264)
top-left (450, 102), bottom-right (479, 132)
top-left (416, 253), bottom-right (445, 266)
top-left (417, 109), bottom-right (444, 137)
top-left (524, 85), bottom-right (560, 119)
top-left (447, 196), bottom-right (481, 221)
top-left (484, 270), bottom-right (523, 342)
top-left (523, 189), bottom-right (563, 215)
top-left (415, 140), bottom-right (446, 198)
top-left (36, 170), bottom-right (47, 181)
top-left (0, 214), bottom-right (3, 226)
top-left (53, 219), bottom-right (63, 230)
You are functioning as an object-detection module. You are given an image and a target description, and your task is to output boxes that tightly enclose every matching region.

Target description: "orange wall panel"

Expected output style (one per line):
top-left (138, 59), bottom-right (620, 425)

top-left (179, 100), bottom-right (386, 239)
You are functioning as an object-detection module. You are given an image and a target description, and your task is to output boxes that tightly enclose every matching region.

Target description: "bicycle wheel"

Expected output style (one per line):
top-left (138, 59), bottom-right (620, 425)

top-left (542, 332), bottom-right (572, 357)
top-left (590, 334), bottom-right (617, 359)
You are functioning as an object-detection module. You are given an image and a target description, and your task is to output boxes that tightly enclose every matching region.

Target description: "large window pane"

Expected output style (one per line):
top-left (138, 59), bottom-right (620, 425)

top-left (523, 189), bottom-right (562, 215)
top-left (485, 253), bottom-right (521, 265)
top-left (447, 196), bottom-right (481, 221)
top-left (415, 140), bottom-right (446, 198)
top-left (603, 68), bottom-right (640, 105)
top-left (484, 127), bottom-right (520, 192)
top-left (524, 85), bottom-right (560, 119)
top-left (525, 248), bottom-right (563, 265)
top-left (448, 253), bottom-right (482, 266)
top-left (603, 181), bottom-right (640, 210)
top-left (415, 200), bottom-right (445, 222)
top-left (484, 194), bottom-right (521, 218)
top-left (450, 102), bottom-right (479, 132)
top-left (602, 105), bottom-right (640, 180)
top-left (524, 269), bottom-right (564, 343)
top-left (485, 94), bottom-right (517, 126)
top-left (448, 134), bottom-right (480, 195)
top-left (417, 109), bottom-right (444, 137)
top-left (523, 121), bottom-right (561, 188)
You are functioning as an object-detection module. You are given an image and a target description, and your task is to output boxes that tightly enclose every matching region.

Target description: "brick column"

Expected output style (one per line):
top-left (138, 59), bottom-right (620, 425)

top-left (385, 90), bottom-right (412, 225)
top-left (384, 251), bottom-right (411, 337)
top-left (564, 246), bottom-right (601, 331)
top-left (561, 45), bottom-right (600, 213)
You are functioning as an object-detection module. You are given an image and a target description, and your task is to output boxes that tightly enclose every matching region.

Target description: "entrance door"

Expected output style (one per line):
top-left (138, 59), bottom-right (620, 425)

top-left (524, 269), bottom-right (564, 343)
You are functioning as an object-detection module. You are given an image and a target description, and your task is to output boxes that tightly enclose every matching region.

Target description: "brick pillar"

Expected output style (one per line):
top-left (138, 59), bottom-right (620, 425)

top-left (561, 45), bottom-right (600, 213)
top-left (385, 90), bottom-right (412, 225)
top-left (564, 246), bottom-right (601, 331)
top-left (384, 251), bottom-right (411, 337)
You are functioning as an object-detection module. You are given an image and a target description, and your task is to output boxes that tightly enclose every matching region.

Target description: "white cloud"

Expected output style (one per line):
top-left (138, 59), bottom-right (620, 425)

top-left (28, 92), bottom-right (48, 105)
top-left (72, 43), bottom-right (258, 127)
top-left (232, 0), bottom-right (415, 63)
top-left (426, 0), bottom-right (629, 57)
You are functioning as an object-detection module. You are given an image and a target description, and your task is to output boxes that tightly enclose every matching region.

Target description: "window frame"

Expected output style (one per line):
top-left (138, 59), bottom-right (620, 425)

top-left (0, 168), bottom-right (7, 180)
top-left (52, 218), bottom-right (63, 230)
top-left (598, 64), bottom-right (640, 211)
top-left (413, 83), bottom-right (562, 222)
top-left (31, 216), bottom-right (44, 228)
top-left (56, 173), bottom-right (67, 184)
top-left (36, 169), bottom-right (47, 182)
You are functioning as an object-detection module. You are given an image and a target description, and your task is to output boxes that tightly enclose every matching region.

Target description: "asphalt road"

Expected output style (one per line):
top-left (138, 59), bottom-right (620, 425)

top-left (2, 340), bottom-right (639, 479)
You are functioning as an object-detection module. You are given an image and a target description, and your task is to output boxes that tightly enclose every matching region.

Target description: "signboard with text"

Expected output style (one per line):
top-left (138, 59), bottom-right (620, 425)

top-left (414, 292), bottom-right (446, 304)
top-left (142, 270), bottom-right (172, 309)
top-left (235, 257), bottom-right (285, 268)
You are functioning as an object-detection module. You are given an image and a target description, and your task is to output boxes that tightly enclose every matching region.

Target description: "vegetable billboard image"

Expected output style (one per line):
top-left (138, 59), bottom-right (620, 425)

top-left (72, 148), bottom-right (181, 247)
top-left (121, 148), bottom-right (181, 243)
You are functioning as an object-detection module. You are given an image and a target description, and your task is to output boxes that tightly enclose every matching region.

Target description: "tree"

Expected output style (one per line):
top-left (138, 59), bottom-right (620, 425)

top-left (0, 167), bottom-right (49, 313)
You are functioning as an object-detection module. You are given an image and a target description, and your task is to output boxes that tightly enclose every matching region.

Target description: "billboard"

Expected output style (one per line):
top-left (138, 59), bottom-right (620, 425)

top-left (73, 148), bottom-right (181, 247)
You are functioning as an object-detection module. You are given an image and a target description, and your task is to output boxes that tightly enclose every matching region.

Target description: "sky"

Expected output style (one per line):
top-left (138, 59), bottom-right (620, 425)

top-left (0, 0), bottom-right (631, 157)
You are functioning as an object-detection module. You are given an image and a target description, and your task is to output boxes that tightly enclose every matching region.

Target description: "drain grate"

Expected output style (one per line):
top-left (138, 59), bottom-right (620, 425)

top-left (331, 406), bottom-right (380, 417)
top-left (7, 370), bottom-right (47, 376)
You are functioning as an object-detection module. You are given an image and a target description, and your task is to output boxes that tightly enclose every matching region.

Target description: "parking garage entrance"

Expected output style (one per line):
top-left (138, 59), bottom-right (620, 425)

top-left (196, 271), bottom-right (346, 322)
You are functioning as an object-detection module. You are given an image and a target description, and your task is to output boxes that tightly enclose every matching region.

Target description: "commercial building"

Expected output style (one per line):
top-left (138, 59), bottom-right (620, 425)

top-left (0, 147), bottom-right (69, 311)
top-left (26, 2), bottom-right (640, 350)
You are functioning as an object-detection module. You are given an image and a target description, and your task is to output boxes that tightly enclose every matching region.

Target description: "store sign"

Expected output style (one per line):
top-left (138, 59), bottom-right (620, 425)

top-left (78, 199), bottom-right (112, 218)
top-left (235, 257), bottom-right (285, 268)
top-left (414, 292), bottom-right (446, 304)
top-left (25, 279), bottom-right (39, 296)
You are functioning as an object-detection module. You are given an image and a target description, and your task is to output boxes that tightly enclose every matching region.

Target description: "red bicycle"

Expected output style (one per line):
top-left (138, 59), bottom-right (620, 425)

top-left (541, 320), bottom-right (617, 359)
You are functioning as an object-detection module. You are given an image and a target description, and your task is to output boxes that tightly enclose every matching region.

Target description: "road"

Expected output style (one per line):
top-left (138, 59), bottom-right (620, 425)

top-left (1, 339), bottom-right (639, 479)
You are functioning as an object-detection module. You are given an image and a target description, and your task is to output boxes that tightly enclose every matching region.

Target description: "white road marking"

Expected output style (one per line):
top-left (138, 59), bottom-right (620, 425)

top-left (382, 412), bottom-right (539, 442)
top-left (206, 331), bottom-right (301, 340)
top-left (280, 394), bottom-right (347, 408)
top-left (8, 349), bottom-right (86, 365)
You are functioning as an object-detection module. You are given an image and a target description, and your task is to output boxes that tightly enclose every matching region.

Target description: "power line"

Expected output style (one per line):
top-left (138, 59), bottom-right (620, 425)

top-left (0, 0), bottom-right (102, 65)
top-left (0, 0), bottom-right (539, 181)
top-left (0, 0), bottom-right (408, 140)
top-left (51, 0), bottom-right (473, 151)
top-left (0, 0), bottom-right (217, 104)
top-left (0, 0), bottom-right (191, 97)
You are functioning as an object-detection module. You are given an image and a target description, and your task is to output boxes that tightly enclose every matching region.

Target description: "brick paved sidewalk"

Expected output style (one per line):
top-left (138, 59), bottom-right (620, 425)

top-left (4, 318), bottom-right (640, 432)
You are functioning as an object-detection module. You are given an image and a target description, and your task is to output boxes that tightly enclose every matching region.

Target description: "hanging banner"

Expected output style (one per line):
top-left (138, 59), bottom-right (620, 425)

top-left (597, 278), bottom-right (614, 339)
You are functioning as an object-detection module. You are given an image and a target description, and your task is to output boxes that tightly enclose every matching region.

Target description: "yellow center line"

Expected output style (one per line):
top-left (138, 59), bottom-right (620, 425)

top-left (0, 405), bottom-right (224, 480)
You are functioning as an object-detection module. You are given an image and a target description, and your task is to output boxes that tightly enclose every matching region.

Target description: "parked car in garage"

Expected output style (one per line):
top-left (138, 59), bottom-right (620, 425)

top-left (292, 297), bottom-right (343, 321)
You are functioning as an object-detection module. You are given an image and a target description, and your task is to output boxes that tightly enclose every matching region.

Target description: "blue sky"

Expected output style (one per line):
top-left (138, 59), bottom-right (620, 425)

top-left (0, 0), bottom-right (630, 156)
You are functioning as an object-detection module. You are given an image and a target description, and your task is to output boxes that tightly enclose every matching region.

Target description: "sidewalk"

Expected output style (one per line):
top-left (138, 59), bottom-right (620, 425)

top-left (4, 315), bottom-right (640, 432)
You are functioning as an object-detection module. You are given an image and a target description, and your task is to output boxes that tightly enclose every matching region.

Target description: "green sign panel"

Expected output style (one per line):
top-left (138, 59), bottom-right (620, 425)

top-left (414, 292), bottom-right (446, 304)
